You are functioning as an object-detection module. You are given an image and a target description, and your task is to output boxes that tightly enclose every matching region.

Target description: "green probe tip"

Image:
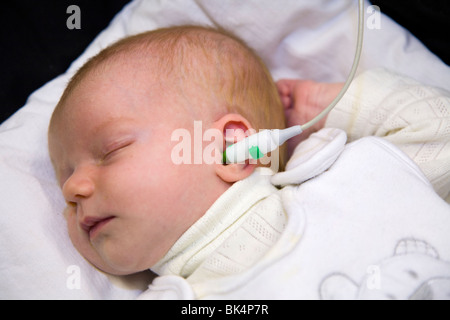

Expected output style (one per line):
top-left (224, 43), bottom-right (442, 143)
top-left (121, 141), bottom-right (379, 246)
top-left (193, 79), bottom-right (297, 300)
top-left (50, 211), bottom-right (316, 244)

top-left (249, 146), bottom-right (264, 159)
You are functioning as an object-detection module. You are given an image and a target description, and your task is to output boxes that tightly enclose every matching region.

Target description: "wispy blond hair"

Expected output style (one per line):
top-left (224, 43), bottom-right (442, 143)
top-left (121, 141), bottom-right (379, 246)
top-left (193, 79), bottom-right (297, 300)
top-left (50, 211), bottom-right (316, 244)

top-left (51, 25), bottom-right (286, 168)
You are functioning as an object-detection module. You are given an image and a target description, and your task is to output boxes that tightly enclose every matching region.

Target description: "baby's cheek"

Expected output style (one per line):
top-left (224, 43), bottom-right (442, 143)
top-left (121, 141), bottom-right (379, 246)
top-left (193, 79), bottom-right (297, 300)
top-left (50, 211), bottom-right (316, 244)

top-left (99, 161), bottom-right (139, 191)
top-left (66, 215), bottom-right (84, 252)
top-left (63, 205), bottom-right (74, 220)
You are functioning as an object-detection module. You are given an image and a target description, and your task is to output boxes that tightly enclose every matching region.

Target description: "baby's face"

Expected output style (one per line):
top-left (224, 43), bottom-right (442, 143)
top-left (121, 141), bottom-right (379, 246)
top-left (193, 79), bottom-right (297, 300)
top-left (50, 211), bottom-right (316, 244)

top-left (48, 64), bottom-right (229, 275)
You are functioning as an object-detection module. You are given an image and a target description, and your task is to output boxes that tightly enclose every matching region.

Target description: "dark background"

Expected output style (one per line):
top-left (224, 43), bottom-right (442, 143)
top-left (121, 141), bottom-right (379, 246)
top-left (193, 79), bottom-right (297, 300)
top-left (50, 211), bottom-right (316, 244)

top-left (1, 0), bottom-right (449, 124)
top-left (0, 0), bottom-right (131, 123)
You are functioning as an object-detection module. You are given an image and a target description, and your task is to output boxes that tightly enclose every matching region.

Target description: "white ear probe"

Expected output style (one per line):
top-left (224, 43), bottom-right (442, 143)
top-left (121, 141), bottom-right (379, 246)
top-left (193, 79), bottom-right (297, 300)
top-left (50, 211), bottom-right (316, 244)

top-left (223, 0), bottom-right (364, 164)
top-left (223, 125), bottom-right (303, 163)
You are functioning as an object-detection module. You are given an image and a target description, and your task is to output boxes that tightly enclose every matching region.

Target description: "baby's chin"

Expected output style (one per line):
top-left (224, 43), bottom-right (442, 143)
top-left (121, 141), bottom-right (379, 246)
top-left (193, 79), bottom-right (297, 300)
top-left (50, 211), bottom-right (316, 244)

top-left (86, 238), bottom-right (150, 276)
top-left (91, 253), bottom-right (147, 276)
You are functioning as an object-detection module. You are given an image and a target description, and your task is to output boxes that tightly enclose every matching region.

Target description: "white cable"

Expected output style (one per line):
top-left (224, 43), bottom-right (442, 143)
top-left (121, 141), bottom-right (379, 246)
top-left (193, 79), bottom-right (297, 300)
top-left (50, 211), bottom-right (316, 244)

top-left (300, 0), bottom-right (365, 131)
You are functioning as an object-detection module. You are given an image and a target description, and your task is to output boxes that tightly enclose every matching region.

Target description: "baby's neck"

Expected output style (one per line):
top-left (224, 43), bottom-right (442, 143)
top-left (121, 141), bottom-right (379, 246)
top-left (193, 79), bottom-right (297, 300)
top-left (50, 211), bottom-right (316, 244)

top-left (151, 168), bottom-right (286, 282)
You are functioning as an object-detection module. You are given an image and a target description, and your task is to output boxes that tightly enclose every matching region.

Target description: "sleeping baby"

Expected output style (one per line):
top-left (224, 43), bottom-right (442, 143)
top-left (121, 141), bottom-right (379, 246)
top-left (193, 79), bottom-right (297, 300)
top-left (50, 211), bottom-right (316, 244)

top-left (48, 25), bottom-right (450, 299)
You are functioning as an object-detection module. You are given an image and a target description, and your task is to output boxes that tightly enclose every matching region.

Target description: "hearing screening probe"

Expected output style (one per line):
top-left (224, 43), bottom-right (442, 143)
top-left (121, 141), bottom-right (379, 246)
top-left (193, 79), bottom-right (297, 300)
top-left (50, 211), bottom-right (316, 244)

top-left (223, 0), bottom-right (365, 164)
top-left (223, 125), bottom-right (303, 163)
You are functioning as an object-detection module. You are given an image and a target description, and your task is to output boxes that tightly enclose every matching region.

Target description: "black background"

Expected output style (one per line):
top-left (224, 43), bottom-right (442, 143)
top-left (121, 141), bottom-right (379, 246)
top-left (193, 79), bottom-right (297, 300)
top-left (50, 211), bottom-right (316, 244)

top-left (0, 0), bottom-right (130, 123)
top-left (1, 0), bottom-right (449, 124)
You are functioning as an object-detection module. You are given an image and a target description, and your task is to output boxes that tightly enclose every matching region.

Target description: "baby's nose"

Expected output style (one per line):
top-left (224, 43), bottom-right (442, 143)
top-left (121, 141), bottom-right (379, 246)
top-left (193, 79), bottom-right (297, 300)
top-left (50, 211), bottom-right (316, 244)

top-left (62, 167), bottom-right (95, 203)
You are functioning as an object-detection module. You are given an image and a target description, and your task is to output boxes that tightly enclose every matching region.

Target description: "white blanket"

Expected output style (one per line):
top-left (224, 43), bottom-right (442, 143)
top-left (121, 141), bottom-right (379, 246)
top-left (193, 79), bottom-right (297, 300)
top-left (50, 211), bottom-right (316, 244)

top-left (1, 0), bottom-right (450, 299)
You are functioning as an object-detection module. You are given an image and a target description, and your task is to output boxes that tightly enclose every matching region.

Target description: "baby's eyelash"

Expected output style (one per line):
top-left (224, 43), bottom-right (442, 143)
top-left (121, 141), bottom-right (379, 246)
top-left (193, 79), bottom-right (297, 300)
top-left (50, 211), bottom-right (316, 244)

top-left (101, 140), bottom-right (133, 161)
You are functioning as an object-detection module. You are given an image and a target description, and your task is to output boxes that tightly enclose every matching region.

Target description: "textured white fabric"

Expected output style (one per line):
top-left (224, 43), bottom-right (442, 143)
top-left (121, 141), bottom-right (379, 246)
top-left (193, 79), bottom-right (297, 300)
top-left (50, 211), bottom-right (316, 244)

top-left (326, 68), bottom-right (450, 202)
top-left (187, 190), bottom-right (286, 298)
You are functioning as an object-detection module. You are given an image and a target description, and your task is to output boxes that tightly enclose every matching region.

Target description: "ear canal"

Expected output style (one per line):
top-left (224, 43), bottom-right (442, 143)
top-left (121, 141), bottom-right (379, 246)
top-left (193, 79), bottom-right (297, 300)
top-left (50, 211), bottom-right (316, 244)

top-left (213, 114), bottom-right (256, 182)
top-left (223, 121), bottom-right (249, 145)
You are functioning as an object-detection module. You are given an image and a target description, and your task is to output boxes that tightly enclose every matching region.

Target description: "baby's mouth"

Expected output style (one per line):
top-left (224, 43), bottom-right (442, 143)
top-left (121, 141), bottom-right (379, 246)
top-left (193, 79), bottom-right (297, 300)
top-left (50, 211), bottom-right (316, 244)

top-left (81, 216), bottom-right (115, 239)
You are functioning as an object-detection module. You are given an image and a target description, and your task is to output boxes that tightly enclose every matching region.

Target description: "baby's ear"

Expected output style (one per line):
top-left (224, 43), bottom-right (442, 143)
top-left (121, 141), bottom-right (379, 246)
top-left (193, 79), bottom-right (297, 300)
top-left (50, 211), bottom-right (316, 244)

top-left (213, 114), bottom-right (256, 183)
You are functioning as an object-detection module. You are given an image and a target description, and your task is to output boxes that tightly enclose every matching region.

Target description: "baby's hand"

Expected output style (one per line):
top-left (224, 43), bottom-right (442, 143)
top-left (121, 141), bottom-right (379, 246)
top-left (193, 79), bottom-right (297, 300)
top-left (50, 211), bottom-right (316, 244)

top-left (276, 79), bottom-right (344, 157)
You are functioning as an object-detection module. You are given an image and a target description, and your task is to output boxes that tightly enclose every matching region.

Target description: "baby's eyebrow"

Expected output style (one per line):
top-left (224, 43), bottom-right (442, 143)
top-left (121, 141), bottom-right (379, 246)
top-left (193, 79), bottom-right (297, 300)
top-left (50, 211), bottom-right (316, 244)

top-left (91, 117), bottom-right (136, 136)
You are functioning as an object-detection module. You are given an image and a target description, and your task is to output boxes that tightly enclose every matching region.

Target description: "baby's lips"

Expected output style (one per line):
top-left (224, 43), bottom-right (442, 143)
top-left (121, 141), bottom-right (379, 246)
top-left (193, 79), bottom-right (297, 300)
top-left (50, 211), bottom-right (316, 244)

top-left (81, 216), bottom-right (116, 240)
top-left (80, 216), bottom-right (111, 232)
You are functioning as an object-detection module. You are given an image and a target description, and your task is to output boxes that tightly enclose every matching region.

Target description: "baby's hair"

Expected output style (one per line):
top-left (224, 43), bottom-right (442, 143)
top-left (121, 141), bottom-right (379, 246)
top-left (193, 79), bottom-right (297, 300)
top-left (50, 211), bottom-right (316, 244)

top-left (52, 25), bottom-right (286, 168)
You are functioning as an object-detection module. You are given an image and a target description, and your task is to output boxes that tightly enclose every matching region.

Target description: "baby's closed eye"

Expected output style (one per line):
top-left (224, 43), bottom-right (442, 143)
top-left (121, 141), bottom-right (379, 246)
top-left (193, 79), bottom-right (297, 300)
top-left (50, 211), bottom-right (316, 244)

top-left (100, 139), bottom-right (135, 163)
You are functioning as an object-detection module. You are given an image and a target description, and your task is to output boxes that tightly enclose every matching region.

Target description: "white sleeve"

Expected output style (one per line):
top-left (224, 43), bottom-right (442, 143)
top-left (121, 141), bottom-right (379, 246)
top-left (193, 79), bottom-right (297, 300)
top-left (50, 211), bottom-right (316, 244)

top-left (271, 128), bottom-right (347, 187)
top-left (325, 68), bottom-right (450, 202)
